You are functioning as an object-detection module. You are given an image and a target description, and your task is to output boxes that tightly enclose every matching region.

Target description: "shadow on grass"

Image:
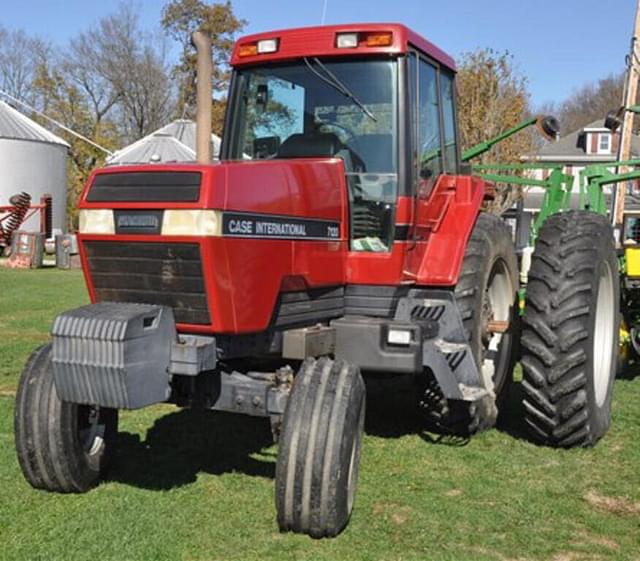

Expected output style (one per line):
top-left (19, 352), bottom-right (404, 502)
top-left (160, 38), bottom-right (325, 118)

top-left (109, 375), bottom-right (531, 492)
top-left (109, 409), bottom-right (275, 491)
top-left (495, 380), bottom-right (530, 441)
top-left (363, 374), bottom-right (472, 446)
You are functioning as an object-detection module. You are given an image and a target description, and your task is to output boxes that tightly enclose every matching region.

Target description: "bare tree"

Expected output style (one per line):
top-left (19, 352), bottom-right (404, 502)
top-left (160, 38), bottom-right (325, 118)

top-left (553, 72), bottom-right (626, 134)
top-left (65, 3), bottom-right (174, 141)
top-left (0, 25), bottom-right (50, 102)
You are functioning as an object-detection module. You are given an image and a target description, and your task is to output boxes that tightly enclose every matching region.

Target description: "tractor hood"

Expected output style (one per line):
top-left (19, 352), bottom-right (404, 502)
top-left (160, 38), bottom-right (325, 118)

top-left (77, 159), bottom-right (349, 334)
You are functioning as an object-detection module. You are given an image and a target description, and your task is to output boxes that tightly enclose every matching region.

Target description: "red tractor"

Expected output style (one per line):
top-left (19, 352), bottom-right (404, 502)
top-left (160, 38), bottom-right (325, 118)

top-left (14, 24), bottom-right (618, 538)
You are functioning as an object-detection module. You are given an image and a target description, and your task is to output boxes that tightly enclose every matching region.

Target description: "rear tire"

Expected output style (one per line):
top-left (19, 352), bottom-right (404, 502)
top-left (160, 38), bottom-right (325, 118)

top-left (14, 344), bottom-right (118, 492)
top-left (521, 211), bottom-right (618, 447)
top-left (275, 357), bottom-right (365, 538)
top-left (419, 213), bottom-right (519, 435)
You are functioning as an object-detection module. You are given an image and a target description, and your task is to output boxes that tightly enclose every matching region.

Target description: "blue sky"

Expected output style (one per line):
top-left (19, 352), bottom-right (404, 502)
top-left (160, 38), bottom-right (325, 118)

top-left (2, 0), bottom-right (636, 107)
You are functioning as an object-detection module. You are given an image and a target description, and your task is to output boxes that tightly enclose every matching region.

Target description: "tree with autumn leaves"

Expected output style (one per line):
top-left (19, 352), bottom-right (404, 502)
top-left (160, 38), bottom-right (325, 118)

top-left (456, 48), bottom-right (533, 165)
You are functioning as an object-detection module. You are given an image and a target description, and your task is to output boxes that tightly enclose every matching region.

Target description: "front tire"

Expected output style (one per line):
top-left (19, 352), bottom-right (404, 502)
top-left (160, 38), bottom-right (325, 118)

top-left (14, 344), bottom-right (118, 492)
top-left (275, 357), bottom-right (365, 538)
top-left (521, 211), bottom-right (618, 447)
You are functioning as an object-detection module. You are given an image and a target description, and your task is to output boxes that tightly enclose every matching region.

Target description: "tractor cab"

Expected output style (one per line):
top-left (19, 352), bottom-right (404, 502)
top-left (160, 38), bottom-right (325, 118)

top-left (222, 24), bottom-right (464, 260)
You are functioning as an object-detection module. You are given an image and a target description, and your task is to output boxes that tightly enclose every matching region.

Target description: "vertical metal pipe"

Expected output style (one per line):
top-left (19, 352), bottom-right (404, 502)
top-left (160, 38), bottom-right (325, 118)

top-left (192, 31), bottom-right (213, 165)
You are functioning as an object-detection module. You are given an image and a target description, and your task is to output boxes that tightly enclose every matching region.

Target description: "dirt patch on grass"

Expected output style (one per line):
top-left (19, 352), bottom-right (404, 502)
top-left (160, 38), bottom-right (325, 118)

top-left (572, 531), bottom-right (619, 551)
top-left (0, 389), bottom-right (16, 397)
top-left (551, 553), bottom-right (601, 561)
top-left (372, 502), bottom-right (413, 525)
top-left (444, 488), bottom-right (464, 497)
top-left (584, 490), bottom-right (640, 517)
top-left (465, 546), bottom-right (532, 561)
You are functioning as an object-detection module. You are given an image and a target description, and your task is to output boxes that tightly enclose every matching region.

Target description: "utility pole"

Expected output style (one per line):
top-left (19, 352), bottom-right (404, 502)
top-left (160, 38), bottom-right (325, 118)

top-left (612, 0), bottom-right (640, 234)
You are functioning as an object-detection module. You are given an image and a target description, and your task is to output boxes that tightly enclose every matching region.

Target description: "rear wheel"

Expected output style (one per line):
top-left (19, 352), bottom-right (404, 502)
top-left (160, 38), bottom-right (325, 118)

top-left (521, 211), bottom-right (618, 447)
top-left (14, 344), bottom-right (118, 492)
top-left (419, 213), bottom-right (519, 435)
top-left (275, 357), bottom-right (365, 538)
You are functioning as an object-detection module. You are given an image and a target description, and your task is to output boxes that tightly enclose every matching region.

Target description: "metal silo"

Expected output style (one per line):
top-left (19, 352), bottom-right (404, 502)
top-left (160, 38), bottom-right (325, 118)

top-left (0, 100), bottom-right (69, 233)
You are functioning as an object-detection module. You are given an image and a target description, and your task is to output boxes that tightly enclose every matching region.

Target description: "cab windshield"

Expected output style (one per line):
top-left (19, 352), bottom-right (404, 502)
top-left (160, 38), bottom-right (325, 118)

top-left (227, 58), bottom-right (399, 251)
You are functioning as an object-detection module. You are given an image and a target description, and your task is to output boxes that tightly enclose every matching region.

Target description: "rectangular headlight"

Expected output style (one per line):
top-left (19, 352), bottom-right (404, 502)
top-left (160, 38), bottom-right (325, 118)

top-left (78, 209), bottom-right (115, 234)
top-left (387, 328), bottom-right (412, 346)
top-left (257, 38), bottom-right (279, 54)
top-left (161, 210), bottom-right (222, 236)
top-left (336, 33), bottom-right (359, 48)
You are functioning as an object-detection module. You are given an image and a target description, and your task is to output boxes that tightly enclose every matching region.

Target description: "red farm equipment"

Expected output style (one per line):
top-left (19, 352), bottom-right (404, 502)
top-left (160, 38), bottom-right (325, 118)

top-left (0, 193), bottom-right (52, 249)
top-left (14, 24), bottom-right (619, 538)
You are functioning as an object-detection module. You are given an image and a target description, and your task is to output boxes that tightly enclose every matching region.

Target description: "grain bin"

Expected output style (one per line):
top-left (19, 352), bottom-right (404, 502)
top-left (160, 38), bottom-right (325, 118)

top-left (0, 100), bottom-right (69, 233)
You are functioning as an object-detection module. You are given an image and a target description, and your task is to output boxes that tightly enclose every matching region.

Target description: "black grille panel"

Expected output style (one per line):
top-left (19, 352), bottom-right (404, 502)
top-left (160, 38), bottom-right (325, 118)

top-left (273, 287), bottom-right (345, 327)
top-left (88, 172), bottom-right (201, 202)
top-left (84, 241), bottom-right (210, 325)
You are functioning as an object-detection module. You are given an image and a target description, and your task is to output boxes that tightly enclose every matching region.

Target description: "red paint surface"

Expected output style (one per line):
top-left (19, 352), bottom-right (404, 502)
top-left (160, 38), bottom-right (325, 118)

top-left (404, 174), bottom-right (485, 285)
top-left (79, 160), bottom-right (484, 334)
top-left (231, 23), bottom-right (456, 70)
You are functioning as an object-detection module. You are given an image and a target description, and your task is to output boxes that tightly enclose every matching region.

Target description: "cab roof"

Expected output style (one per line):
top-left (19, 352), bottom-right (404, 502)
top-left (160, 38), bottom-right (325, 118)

top-left (230, 23), bottom-right (456, 71)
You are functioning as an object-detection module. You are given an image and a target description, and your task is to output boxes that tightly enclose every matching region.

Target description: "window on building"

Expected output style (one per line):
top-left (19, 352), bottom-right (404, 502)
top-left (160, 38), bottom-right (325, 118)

top-left (598, 133), bottom-right (611, 154)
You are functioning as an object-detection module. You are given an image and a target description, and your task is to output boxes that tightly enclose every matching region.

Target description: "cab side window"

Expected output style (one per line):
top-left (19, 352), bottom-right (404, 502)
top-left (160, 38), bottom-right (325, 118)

top-left (417, 59), bottom-right (442, 190)
top-left (440, 70), bottom-right (458, 174)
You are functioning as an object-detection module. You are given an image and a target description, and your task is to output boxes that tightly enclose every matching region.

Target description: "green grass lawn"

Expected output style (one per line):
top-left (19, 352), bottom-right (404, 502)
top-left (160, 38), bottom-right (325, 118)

top-left (0, 267), bottom-right (639, 561)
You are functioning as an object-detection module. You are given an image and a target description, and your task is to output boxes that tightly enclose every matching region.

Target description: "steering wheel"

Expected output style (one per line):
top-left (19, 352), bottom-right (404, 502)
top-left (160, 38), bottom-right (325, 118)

top-left (314, 120), bottom-right (366, 173)
top-left (315, 120), bottom-right (356, 144)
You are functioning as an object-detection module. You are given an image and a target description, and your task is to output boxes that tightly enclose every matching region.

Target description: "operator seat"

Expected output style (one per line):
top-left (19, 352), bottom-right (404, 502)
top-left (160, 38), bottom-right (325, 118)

top-left (277, 132), bottom-right (344, 159)
top-left (276, 131), bottom-right (361, 172)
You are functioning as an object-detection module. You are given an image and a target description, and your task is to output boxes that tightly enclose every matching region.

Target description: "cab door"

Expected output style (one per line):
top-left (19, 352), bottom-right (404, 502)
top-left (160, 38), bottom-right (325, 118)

top-left (403, 50), bottom-right (462, 283)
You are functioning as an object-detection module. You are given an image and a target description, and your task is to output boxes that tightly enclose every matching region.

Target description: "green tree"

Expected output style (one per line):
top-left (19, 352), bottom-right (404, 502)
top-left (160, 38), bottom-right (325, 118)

top-left (161, 0), bottom-right (245, 134)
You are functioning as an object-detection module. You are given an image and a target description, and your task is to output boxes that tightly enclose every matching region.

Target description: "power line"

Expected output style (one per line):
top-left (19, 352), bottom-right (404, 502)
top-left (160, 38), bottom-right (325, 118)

top-left (0, 89), bottom-right (113, 156)
top-left (321, 0), bottom-right (328, 24)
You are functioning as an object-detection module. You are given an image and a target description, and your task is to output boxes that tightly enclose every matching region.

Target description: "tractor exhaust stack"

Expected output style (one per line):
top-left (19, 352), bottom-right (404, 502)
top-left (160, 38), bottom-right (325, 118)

top-left (192, 31), bottom-right (213, 164)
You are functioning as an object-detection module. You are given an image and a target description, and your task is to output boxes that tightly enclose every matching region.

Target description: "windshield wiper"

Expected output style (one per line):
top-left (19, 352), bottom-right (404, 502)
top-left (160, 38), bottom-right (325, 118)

top-left (303, 57), bottom-right (377, 122)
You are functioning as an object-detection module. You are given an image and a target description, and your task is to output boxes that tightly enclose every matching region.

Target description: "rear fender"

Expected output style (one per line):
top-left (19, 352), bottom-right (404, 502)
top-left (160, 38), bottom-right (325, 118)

top-left (404, 175), bottom-right (486, 286)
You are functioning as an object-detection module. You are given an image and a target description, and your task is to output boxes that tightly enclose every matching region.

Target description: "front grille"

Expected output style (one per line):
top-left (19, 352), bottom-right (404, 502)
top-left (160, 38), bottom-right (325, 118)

top-left (87, 171), bottom-right (201, 202)
top-left (84, 241), bottom-right (210, 325)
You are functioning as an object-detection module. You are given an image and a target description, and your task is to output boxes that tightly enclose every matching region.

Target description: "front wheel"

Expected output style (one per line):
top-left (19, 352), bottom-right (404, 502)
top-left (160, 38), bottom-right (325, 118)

top-left (14, 344), bottom-right (118, 492)
top-left (275, 357), bottom-right (365, 538)
top-left (521, 211), bottom-right (618, 447)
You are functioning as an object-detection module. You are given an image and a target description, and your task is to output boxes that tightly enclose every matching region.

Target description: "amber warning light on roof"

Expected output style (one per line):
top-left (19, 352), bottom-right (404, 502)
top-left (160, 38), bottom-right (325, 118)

top-left (238, 38), bottom-right (280, 57)
top-left (336, 31), bottom-right (393, 48)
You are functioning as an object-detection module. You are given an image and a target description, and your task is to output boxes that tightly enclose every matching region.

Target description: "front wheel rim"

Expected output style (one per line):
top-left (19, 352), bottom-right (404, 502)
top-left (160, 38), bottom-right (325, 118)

top-left (78, 405), bottom-right (107, 457)
top-left (593, 261), bottom-right (615, 407)
top-left (346, 401), bottom-right (365, 514)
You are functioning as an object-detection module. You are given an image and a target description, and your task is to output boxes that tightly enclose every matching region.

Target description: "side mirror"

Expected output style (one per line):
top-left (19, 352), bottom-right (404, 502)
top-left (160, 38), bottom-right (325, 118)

top-left (256, 84), bottom-right (268, 113)
top-left (605, 107), bottom-right (625, 132)
top-left (536, 115), bottom-right (560, 141)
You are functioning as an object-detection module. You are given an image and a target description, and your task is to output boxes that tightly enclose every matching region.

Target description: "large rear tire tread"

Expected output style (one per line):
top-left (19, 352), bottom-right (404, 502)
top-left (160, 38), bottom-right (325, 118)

top-left (14, 343), bottom-right (118, 493)
top-left (420, 213), bottom-right (518, 436)
top-left (276, 357), bottom-right (365, 539)
top-left (521, 211), bottom-right (618, 448)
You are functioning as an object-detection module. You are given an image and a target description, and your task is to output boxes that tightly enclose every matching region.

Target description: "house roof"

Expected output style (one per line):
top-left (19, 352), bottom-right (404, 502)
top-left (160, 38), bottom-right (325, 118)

top-left (528, 118), bottom-right (640, 162)
top-left (106, 119), bottom-right (221, 165)
top-left (0, 100), bottom-right (70, 148)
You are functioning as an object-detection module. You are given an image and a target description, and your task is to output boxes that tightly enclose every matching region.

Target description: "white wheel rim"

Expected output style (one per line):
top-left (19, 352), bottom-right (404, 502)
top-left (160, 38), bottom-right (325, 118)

top-left (78, 406), bottom-right (107, 457)
top-left (346, 402), bottom-right (365, 513)
top-left (593, 261), bottom-right (615, 407)
top-left (482, 260), bottom-right (513, 394)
